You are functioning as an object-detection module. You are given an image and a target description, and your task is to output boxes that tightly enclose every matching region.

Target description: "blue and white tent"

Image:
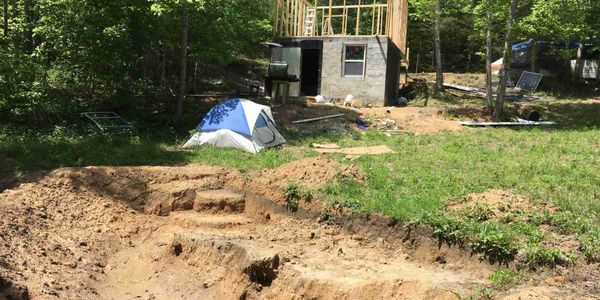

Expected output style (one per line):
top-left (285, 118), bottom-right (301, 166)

top-left (182, 99), bottom-right (286, 153)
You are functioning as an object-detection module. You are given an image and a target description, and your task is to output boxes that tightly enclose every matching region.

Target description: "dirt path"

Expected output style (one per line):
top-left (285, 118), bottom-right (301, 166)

top-left (0, 161), bottom-right (593, 299)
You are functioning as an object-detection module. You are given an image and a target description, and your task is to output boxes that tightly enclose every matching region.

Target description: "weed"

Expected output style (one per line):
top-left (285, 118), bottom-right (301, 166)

top-left (302, 190), bottom-right (314, 203)
top-left (283, 182), bottom-right (315, 212)
top-left (284, 182), bottom-right (301, 212)
top-left (523, 244), bottom-right (564, 269)
top-left (471, 284), bottom-right (495, 300)
top-left (426, 215), bottom-right (467, 245)
top-left (461, 204), bottom-right (492, 222)
top-left (319, 209), bottom-right (335, 225)
top-left (489, 269), bottom-right (523, 290)
top-left (469, 225), bottom-right (518, 265)
top-left (579, 229), bottom-right (600, 263)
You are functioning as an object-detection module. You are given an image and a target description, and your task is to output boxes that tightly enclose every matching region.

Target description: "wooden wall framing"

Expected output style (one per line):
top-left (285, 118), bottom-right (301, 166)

top-left (273, 0), bottom-right (408, 55)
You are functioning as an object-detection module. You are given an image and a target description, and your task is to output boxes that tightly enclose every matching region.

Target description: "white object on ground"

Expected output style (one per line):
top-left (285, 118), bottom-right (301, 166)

top-left (459, 119), bottom-right (557, 127)
top-left (344, 94), bottom-right (354, 106)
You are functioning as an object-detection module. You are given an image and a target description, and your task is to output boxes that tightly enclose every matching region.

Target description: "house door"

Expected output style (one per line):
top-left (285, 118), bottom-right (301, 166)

top-left (300, 49), bottom-right (321, 96)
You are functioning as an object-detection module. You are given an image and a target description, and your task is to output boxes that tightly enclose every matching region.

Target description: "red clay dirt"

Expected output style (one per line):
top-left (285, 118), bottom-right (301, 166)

top-left (0, 161), bottom-right (595, 299)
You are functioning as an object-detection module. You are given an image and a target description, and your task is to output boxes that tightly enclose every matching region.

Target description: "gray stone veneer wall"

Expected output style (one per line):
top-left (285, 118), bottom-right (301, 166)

top-left (320, 36), bottom-right (392, 106)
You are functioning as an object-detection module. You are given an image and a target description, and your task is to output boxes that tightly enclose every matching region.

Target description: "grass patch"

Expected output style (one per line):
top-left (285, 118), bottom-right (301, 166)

top-left (318, 126), bottom-right (599, 267)
top-left (0, 126), bottom-right (297, 176)
top-left (321, 128), bottom-right (600, 223)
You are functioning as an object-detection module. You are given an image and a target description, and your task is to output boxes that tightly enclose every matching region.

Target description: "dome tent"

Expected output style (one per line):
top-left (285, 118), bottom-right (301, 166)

top-left (182, 99), bottom-right (286, 153)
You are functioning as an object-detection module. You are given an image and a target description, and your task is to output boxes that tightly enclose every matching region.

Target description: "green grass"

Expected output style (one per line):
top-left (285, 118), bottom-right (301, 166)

top-left (321, 128), bottom-right (600, 221)
top-left (0, 126), bottom-right (297, 177)
top-left (316, 127), bottom-right (599, 266)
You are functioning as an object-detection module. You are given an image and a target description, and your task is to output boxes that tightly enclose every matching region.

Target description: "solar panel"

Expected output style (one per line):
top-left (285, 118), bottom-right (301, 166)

top-left (81, 112), bottom-right (134, 134)
top-left (516, 71), bottom-right (543, 92)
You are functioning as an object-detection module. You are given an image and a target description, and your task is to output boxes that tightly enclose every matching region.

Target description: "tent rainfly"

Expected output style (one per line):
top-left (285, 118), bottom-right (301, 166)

top-left (182, 99), bottom-right (286, 153)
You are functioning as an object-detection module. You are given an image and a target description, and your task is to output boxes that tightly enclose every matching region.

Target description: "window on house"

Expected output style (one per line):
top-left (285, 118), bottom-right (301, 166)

top-left (343, 45), bottom-right (366, 77)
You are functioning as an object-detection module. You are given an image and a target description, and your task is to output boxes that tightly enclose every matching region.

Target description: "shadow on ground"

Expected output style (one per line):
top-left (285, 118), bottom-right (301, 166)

top-left (0, 134), bottom-right (192, 192)
top-left (515, 99), bottom-right (600, 130)
top-left (0, 103), bottom-right (363, 191)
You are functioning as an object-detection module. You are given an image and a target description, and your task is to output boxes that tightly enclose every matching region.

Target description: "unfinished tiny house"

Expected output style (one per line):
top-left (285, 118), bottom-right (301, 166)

top-left (270, 0), bottom-right (408, 106)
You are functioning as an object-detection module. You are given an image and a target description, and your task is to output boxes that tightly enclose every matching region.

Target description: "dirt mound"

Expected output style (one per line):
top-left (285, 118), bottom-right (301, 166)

top-left (0, 168), bottom-right (155, 299)
top-left (255, 157), bottom-right (364, 188)
top-left (447, 189), bottom-right (557, 220)
top-left (360, 106), bottom-right (464, 135)
top-left (232, 157), bottom-right (365, 208)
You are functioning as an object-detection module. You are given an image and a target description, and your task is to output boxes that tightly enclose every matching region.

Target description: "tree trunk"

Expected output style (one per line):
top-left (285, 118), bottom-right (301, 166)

top-left (2, 0), bottom-right (8, 37)
top-left (175, 0), bottom-right (189, 126)
top-left (23, 0), bottom-right (34, 53)
top-left (572, 43), bottom-right (584, 82)
top-left (193, 61), bottom-right (199, 93)
top-left (530, 39), bottom-right (537, 72)
top-left (494, 0), bottom-right (517, 120)
top-left (485, 1), bottom-right (493, 115)
top-left (434, 0), bottom-right (444, 92)
top-left (160, 47), bottom-right (167, 90)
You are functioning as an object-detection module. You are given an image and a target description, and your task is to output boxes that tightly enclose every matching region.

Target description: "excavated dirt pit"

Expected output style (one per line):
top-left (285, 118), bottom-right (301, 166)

top-left (0, 160), bottom-right (499, 300)
top-left (4, 159), bottom-right (593, 299)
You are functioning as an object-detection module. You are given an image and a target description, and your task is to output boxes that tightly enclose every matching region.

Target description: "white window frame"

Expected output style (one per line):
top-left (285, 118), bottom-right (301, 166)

top-left (342, 44), bottom-right (367, 78)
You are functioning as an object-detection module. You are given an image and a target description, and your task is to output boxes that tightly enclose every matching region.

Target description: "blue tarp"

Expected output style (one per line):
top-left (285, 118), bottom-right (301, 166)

top-left (198, 99), bottom-right (251, 136)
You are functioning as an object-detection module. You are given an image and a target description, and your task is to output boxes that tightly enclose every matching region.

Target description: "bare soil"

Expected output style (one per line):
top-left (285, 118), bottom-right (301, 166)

top-left (360, 106), bottom-right (465, 135)
top-left (0, 161), bottom-right (490, 300)
top-left (447, 189), bottom-right (558, 220)
top-left (0, 162), bottom-right (596, 299)
top-left (272, 103), bottom-right (470, 136)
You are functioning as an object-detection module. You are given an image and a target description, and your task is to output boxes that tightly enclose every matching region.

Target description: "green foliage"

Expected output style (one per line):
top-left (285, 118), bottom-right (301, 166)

top-left (303, 190), bottom-right (314, 203)
top-left (579, 229), bottom-right (600, 263)
top-left (489, 269), bottom-right (523, 290)
top-left (427, 214), bottom-right (468, 245)
top-left (408, 0), bottom-right (600, 72)
top-left (0, 125), bottom-right (295, 175)
top-left (0, 0), bottom-right (272, 126)
top-left (284, 182), bottom-right (301, 212)
top-left (469, 224), bottom-right (518, 264)
top-left (518, 0), bottom-right (596, 42)
top-left (283, 182), bottom-right (316, 212)
top-left (523, 244), bottom-right (564, 269)
top-left (472, 284), bottom-right (495, 300)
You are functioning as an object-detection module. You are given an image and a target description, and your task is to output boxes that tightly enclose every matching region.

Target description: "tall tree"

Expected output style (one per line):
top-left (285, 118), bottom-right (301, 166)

top-left (23, 0), bottom-right (34, 53)
top-left (485, 0), bottom-right (493, 115)
top-left (434, 0), bottom-right (444, 91)
top-left (175, 0), bottom-right (189, 126)
top-left (2, 0), bottom-right (7, 37)
top-left (494, 0), bottom-right (517, 120)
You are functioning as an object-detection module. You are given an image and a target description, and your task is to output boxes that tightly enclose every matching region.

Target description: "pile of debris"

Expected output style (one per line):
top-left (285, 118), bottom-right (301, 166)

top-left (358, 114), bottom-right (401, 131)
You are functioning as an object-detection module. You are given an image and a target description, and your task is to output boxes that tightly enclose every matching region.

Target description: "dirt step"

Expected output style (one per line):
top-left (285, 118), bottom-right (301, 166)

top-left (159, 232), bottom-right (476, 300)
top-left (193, 189), bottom-right (245, 213)
top-left (169, 211), bottom-right (253, 229)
